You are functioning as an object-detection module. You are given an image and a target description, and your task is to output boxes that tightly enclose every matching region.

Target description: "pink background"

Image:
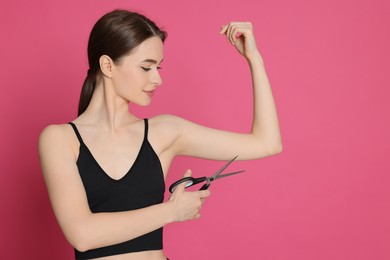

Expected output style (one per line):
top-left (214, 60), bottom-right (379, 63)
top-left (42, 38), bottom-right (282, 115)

top-left (1, 0), bottom-right (389, 259)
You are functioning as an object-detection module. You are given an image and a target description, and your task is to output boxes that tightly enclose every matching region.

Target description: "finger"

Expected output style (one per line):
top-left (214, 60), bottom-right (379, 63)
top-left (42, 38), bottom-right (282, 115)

top-left (226, 22), bottom-right (253, 39)
top-left (230, 25), bottom-right (244, 44)
top-left (221, 24), bottom-right (232, 44)
top-left (199, 189), bottom-right (211, 198)
top-left (231, 27), bottom-right (239, 44)
top-left (231, 24), bottom-right (250, 38)
top-left (219, 24), bottom-right (228, 35)
top-left (230, 25), bottom-right (237, 44)
top-left (183, 169), bottom-right (192, 178)
top-left (174, 169), bottom-right (192, 193)
top-left (226, 22), bottom-right (241, 43)
top-left (227, 24), bottom-right (234, 43)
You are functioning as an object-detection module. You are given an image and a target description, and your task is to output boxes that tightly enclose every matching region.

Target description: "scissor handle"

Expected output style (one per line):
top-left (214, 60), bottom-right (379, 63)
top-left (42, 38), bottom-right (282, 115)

top-left (169, 176), bottom-right (207, 193)
top-left (199, 182), bottom-right (211, 190)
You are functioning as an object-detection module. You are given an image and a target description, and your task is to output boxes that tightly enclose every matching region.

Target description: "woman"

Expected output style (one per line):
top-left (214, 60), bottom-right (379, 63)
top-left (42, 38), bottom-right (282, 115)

top-left (39, 9), bottom-right (282, 260)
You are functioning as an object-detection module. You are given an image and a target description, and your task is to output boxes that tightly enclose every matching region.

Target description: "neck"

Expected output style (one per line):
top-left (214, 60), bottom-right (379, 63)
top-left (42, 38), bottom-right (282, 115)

top-left (80, 79), bottom-right (136, 131)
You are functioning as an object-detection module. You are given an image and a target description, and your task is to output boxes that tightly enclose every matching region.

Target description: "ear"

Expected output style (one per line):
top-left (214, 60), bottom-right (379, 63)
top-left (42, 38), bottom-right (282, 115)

top-left (99, 55), bottom-right (114, 78)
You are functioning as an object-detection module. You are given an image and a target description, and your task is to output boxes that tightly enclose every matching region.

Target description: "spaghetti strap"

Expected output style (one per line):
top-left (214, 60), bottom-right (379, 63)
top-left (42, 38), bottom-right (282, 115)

top-left (68, 122), bottom-right (84, 145)
top-left (143, 118), bottom-right (149, 140)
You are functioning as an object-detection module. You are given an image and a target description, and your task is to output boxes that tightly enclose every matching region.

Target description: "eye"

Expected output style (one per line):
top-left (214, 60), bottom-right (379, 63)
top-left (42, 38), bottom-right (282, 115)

top-left (157, 66), bottom-right (162, 70)
top-left (141, 67), bottom-right (151, 72)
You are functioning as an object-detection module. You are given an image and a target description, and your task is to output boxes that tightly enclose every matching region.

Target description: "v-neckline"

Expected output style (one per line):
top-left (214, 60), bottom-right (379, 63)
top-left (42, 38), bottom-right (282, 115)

top-left (70, 121), bottom-right (146, 182)
top-left (82, 139), bottom-right (145, 182)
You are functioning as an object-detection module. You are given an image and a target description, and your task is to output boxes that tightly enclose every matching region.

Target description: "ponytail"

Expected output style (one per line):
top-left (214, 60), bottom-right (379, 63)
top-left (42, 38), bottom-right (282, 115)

top-left (77, 72), bottom-right (96, 116)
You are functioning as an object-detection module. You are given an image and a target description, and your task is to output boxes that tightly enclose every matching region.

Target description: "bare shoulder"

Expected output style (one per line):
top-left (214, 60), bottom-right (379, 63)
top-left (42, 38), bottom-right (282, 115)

top-left (39, 124), bottom-right (70, 141)
top-left (148, 114), bottom-right (192, 137)
top-left (38, 123), bottom-right (79, 170)
top-left (39, 124), bottom-right (75, 150)
top-left (149, 114), bottom-right (188, 128)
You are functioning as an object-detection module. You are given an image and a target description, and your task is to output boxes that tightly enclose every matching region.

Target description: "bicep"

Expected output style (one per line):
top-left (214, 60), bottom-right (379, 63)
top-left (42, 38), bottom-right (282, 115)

top-left (39, 126), bottom-right (91, 246)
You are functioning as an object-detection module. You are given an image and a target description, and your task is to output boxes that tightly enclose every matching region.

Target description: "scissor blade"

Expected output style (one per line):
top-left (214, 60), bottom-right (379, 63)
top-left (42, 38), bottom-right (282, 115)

top-left (212, 156), bottom-right (239, 178)
top-left (214, 170), bottom-right (245, 180)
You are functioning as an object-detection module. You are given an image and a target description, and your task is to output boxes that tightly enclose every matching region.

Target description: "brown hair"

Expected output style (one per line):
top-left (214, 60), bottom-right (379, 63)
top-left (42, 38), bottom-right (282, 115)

top-left (78, 9), bottom-right (167, 116)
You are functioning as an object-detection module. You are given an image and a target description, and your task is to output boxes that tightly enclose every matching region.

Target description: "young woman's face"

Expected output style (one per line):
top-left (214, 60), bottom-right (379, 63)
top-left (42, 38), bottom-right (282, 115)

top-left (112, 36), bottom-right (164, 106)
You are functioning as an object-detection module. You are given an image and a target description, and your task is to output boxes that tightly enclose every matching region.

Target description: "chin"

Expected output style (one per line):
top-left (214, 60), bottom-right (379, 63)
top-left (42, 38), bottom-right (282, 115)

top-left (128, 96), bottom-right (153, 107)
top-left (135, 100), bottom-right (152, 107)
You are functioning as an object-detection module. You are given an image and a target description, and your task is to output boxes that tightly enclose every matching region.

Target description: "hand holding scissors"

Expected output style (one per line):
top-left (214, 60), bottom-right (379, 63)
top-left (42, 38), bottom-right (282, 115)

top-left (169, 156), bottom-right (245, 193)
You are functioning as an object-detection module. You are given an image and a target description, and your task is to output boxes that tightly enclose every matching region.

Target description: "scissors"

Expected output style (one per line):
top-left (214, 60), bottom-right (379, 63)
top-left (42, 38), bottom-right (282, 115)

top-left (169, 156), bottom-right (245, 193)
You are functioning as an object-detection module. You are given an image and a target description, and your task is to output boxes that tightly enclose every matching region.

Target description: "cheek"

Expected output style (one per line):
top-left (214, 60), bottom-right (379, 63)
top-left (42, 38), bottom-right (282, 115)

top-left (112, 66), bottom-right (150, 95)
top-left (114, 70), bottom-right (137, 91)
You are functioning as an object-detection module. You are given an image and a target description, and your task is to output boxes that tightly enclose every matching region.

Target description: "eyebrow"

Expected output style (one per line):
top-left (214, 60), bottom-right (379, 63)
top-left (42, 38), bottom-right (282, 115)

top-left (141, 58), bottom-right (164, 64)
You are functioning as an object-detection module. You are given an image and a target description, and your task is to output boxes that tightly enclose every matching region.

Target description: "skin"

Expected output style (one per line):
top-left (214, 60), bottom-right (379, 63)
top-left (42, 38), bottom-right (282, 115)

top-left (39, 22), bottom-right (283, 260)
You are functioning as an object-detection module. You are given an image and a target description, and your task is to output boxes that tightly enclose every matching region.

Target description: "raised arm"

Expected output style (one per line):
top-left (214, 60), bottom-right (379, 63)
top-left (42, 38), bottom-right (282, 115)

top-left (167, 22), bottom-right (282, 160)
top-left (38, 125), bottom-right (210, 252)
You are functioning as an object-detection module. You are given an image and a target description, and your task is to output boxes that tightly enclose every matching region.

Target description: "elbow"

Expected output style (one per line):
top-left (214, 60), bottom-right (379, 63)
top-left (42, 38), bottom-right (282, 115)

top-left (254, 134), bottom-right (283, 157)
top-left (268, 136), bottom-right (283, 155)
top-left (272, 143), bottom-right (283, 155)
top-left (72, 240), bottom-right (89, 253)
top-left (66, 227), bottom-right (92, 253)
top-left (264, 142), bottom-right (283, 157)
top-left (250, 139), bottom-right (283, 159)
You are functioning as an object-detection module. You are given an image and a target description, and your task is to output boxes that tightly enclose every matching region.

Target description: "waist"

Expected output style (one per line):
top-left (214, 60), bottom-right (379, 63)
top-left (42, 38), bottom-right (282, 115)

top-left (85, 250), bottom-right (166, 260)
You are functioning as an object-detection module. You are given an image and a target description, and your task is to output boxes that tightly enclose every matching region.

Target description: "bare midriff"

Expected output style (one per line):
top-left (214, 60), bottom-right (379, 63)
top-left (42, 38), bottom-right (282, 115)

top-left (90, 250), bottom-right (167, 260)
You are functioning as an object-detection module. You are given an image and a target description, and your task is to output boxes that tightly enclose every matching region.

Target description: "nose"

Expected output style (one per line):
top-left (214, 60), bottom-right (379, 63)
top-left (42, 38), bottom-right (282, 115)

top-left (151, 69), bottom-right (162, 87)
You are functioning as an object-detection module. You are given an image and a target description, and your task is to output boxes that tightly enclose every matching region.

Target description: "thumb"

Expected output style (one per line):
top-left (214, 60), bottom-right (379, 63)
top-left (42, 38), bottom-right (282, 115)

top-left (183, 169), bottom-right (192, 178)
top-left (174, 169), bottom-right (192, 193)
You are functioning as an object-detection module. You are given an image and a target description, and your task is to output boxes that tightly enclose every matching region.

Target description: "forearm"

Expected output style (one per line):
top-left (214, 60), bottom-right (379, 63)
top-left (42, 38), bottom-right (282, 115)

top-left (247, 51), bottom-right (283, 152)
top-left (74, 201), bottom-right (174, 252)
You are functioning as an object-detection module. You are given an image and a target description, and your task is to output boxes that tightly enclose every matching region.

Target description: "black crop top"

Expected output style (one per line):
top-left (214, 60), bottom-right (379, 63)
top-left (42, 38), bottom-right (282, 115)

top-left (68, 119), bottom-right (165, 260)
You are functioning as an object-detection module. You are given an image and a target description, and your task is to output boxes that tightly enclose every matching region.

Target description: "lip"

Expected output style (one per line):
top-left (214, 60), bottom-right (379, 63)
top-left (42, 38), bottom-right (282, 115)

top-left (143, 89), bottom-right (155, 97)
